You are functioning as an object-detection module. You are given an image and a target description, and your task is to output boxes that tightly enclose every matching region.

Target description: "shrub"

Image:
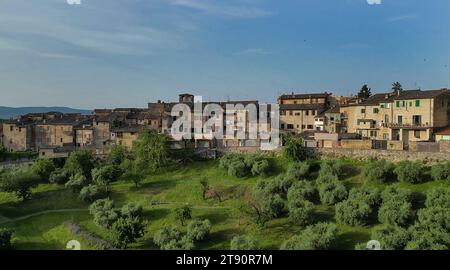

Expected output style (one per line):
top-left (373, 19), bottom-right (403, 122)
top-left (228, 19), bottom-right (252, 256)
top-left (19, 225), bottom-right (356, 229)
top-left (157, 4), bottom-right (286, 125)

top-left (65, 173), bottom-right (90, 193)
top-left (286, 161), bottom-right (311, 180)
top-left (281, 222), bottom-right (338, 250)
top-left (108, 145), bottom-right (128, 166)
top-left (372, 226), bottom-right (410, 250)
top-left (0, 168), bottom-right (40, 200)
top-left (64, 149), bottom-right (95, 179)
top-left (319, 160), bottom-right (345, 179)
top-left (120, 203), bottom-right (144, 219)
top-left (431, 161), bottom-right (450, 182)
top-left (406, 222), bottom-right (450, 250)
top-left (89, 199), bottom-right (119, 229)
top-left (111, 216), bottom-right (146, 249)
top-left (288, 196), bottom-right (314, 226)
top-left (287, 181), bottom-right (316, 203)
top-left (335, 199), bottom-right (372, 226)
top-left (153, 225), bottom-right (194, 250)
top-left (228, 161), bottom-right (247, 177)
top-left (79, 184), bottom-right (108, 203)
top-left (174, 205), bottom-right (192, 226)
top-left (263, 194), bottom-right (285, 218)
top-left (378, 199), bottom-right (413, 226)
top-left (49, 168), bottom-right (70, 184)
top-left (186, 219), bottom-right (212, 242)
top-left (230, 235), bottom-right (258, 250)
top-left (394, 161), bottom-right (424, 183)
top-left (363, 159), bottom-right (395, 183)
top-left (92, 165), bottom-right (123, 187)
top-left (347, 186), bottom-right (381, 208)
top-left (31, 159), bottom-right (56, 181)
top-left (417, 206), bottom-right (450, 231)
top-left (251, 159), bottom-right (270, 176)
top-left (381, 185), bottom-right (412, 203)
top-left (316, 172), bottom-right (339, 186)
top-left (0, 228), bottom-right (13, 250)
top-left (425, 187), bottom-right (450, 209)
top-left (282, 134), bottom-right (309, 162)
top-left (318, 181), bottom-right (347, 205)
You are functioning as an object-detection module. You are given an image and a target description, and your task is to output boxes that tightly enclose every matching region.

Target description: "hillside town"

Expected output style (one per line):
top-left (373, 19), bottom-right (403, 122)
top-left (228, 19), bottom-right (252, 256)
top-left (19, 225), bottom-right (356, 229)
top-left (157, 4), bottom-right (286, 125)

top-left (1, 87), bottom-right (450, 159)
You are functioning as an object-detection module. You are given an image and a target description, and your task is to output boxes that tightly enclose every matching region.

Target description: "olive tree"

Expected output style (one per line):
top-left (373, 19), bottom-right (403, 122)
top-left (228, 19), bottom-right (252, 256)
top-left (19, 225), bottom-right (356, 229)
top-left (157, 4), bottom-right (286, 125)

top-left (230, 235), bottom-right (258, 250)
top-left (281, 222), bottom-right (338, 250)
top-left (0, 168), bottom-right (40, 200)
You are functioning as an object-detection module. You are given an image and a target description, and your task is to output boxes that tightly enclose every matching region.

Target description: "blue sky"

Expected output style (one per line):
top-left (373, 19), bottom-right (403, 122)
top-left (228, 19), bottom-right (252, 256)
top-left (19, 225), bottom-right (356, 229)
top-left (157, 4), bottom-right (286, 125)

top-left (0, 0), bottom-right (448, 109)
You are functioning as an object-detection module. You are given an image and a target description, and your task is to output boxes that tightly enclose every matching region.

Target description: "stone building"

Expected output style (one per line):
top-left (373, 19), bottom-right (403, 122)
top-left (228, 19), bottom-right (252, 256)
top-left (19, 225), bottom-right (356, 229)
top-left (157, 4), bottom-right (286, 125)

top-left (341, 88), bottom-right (450, 144)
top-left (278, 92), bottom-right (330, 134)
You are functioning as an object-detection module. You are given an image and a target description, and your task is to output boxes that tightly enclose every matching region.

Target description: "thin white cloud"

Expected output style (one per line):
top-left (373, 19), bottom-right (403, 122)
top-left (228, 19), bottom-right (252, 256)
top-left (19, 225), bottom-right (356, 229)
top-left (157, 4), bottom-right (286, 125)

top-left (167, 0), bottom-right (272, 18)
top-left (235, 48), bottom-right (270, 55)
top-left (367, 0), bottom-right (382, 5)
top-left (387, 14), bottom-right (417, 22)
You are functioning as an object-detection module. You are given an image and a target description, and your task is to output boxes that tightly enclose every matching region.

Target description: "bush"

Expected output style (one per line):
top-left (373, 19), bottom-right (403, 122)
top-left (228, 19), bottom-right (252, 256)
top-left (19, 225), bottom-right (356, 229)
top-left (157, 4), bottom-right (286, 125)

top-left (335, 199), bottom-right (372, 226)
top-left (49, 168), bottom-right (70, 184)
top-left (316, 172), bottom-right (339, 186)
top-left (174, 205), bottom-right (192, 226)
top-left (282, 134), bottom-right (309, 162)
top-left (378, 199), bottom-right (413, 227)
top-left (319, 160), bottom-right (345, 179)
top-left (425, 187), bottom-right (450, 209)
top-left (281, 222), bottom-right (338, 250)
top-left (64, 149), bottom-right (95, 179)
top-left (79, 184), bottom-right (108, 203)
top-left (394, 161), bottom-right (424, 184)
top-left (288, 196), bottom-right (314, 226)
top-left (89, 199), bottom-right (119, 229)
top-left (230, 235), bottom-right (258, 250)
top-left (228, 161), bottom-right (247, 177)
top-left (263, 194), bottom-right (285, 218)
top-left (153, 225), bottom-right (194, 250)
top-left (92, 165), bottom-right (123, 187)
top-left (372, 226), bottom-right (410, 250)
top-left (286, 161), bottom-right (311, 180)
top-left (318, 181), bottom-right (347, 205)
top-left (431, 161), bottom-right (450, 182)
top-left (65, 173), bottom-right (90, 193)
top-left (347, 186), bottom-right (381, 208)
top-left (251, 159), bottom-right (270, 176)
top-left (0, 168), bottom-right (40, 200)
top-left (120, 203), bottom-right (144, 219)
top-left (381, 185), bottom-right (412, 203)
top-left (31, 159), bottom-right (56, 181)
top-left (287, 181), bottom-right (316, 203)
top-left (111, 216), bottom-right (146, 249)
top-left (363, 159), bottom-right (395, 183)
top-left (417, 206), bottom-right (450, 231)
top-left (186, 219), bottom-right (212, 242)
top-left (0, 228), bottom-right (13, 250)
top-left (220, 154), bottom-right (270, 177)
top-left (406, 222), bottom-right (450, 250)
top-left (108, 145), bottom-right (128, 166)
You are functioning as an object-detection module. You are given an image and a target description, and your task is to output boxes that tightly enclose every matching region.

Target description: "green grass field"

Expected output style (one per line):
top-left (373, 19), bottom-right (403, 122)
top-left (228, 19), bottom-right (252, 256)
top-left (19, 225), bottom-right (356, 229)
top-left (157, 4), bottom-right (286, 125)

top-left (0, 158), bottom-right (447, 250)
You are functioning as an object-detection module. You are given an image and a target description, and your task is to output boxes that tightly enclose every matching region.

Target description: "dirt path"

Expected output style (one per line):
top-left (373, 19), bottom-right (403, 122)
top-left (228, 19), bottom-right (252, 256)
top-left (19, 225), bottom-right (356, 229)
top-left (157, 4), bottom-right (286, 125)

top-left (0, 209), bottom-right (88, 225)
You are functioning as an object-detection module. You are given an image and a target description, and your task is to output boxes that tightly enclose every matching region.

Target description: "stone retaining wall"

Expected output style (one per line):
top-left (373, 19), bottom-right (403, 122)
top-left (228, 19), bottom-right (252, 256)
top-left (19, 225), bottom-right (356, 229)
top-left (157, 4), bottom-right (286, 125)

top-left (319, 148), bottom-right (450, 163)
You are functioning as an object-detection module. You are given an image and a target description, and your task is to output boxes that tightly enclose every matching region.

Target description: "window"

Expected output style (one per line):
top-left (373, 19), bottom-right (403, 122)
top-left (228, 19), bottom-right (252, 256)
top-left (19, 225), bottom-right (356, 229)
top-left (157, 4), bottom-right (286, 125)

top-left (361, 109), bottom-right (366, 114)
top-left (414, 130), bottom-right (421, 139)
top-left (413, 115), bottom-right (422, 126)
top-left (312, 110), bottom-right (316, 116)
top-left (302, 125), bottom-right (306, 129)
top-left (402, 101), bottom-right (405, 107)
top-left (409, 101), bottom-right (412, 107)
top-left (295, 112), bottom-right (300, 116)
top-left (397, 115), bottom-right (403, 124)
top-left (10, 126), bottom-right (13, 131)
top-left (305, 110), bottom-right (309, 116)
top-left (396, 101), bottom-right (400, 107)
top-left (287, 124), bottom-right (294, 129)
top-left (330, 117), bottom-right (335, 121)
top-left (373, 108), bottom-right (379, 114)
top-left (60, 138), bottom-right (63, 143)
top-left (289, 111), bottom-right (293, 116)
top-left (297, 125), bottom-right (300, 128)
top-left (307, 125), bottom-right (313, 129)
top-left (293, 101), bottom-right (297, 104)
top-left (384, 115), bottom-right (389, 124)
top-left (370, 131), bottom-right (377, 137)
top-left (281, 124), bottom-right (285, 129)
top-left (383, 133), bottom-right (389, 140)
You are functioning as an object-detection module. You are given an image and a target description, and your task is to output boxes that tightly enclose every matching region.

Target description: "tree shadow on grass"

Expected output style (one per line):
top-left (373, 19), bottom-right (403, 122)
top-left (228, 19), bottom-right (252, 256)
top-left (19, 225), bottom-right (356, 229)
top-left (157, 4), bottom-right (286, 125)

top-left (144, 208), bottom-right (171, 221)
top-left (335, 231), bottom-right (371, 250)
top-left (340, 165), bottom-right (360, 180)
top-left (131, 179), bottom-right (177, 195)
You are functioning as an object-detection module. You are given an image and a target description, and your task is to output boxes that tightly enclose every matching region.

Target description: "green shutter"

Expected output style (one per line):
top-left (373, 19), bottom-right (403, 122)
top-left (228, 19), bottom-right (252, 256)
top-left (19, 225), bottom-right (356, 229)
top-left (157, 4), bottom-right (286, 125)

top-left (396, 101), bottom-right (400, 107)
top-left (402, 101), bottom-right (405, 107)
top-left (415, 100), bottom-right (420, 107)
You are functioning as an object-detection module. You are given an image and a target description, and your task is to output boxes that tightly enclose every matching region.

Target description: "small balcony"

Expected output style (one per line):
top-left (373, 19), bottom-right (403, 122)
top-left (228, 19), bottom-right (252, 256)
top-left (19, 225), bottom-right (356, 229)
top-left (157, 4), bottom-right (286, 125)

top-left (388, 123), bottom-right (431, 129)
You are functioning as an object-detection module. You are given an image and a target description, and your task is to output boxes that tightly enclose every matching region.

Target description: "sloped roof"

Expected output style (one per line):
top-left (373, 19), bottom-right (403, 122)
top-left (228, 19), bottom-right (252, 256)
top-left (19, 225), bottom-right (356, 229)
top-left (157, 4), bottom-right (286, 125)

top-left (279, 92), bottom-right (329, 100)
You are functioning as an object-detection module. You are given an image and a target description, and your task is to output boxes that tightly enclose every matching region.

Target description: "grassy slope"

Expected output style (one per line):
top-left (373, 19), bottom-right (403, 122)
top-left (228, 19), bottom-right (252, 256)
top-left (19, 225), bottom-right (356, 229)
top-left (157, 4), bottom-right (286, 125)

top-left (0, 158), bottom-right (447, 250)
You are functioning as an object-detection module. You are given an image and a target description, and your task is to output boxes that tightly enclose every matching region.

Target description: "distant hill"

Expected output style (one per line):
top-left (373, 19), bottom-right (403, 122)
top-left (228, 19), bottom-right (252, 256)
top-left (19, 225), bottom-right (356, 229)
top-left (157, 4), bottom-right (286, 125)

top-left (0, 106), bottom-right (92, 120)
